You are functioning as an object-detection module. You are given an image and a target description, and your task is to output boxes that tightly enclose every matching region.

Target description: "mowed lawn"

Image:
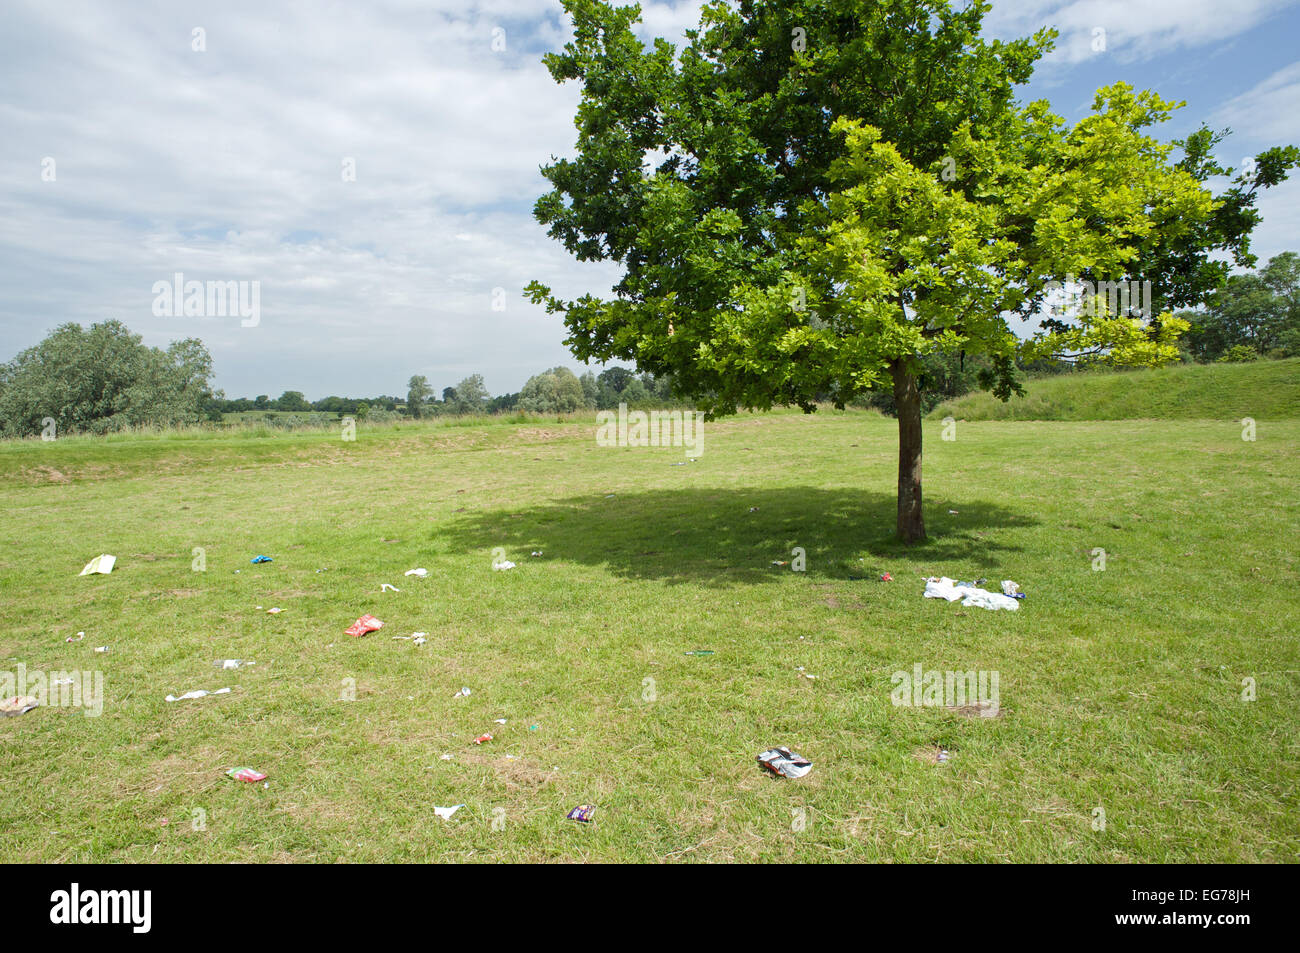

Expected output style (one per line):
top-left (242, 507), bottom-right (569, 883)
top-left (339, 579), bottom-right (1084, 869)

top-left (0, 410), bottom-right (1296, 863)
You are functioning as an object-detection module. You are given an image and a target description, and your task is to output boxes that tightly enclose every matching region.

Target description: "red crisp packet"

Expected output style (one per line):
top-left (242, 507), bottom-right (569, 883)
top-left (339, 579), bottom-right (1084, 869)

top-left (473, 733), bottom-right (493, 745)
top-left (345, 614), bottom-right (384, 638)
top-left (226, 767), bottom-right (267, 782)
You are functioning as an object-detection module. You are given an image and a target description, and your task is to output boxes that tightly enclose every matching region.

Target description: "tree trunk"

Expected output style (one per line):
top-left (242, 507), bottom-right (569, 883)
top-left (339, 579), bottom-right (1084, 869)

top-left (890, 359), bottom-right (926, 543)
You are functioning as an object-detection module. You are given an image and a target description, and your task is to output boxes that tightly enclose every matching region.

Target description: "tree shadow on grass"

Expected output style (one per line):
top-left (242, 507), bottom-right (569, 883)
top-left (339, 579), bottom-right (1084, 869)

top-left (435, 487), bottom-right (1037, 586)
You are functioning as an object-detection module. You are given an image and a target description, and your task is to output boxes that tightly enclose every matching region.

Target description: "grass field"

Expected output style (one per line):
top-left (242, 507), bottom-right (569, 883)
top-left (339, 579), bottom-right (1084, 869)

top-left (1, 409), bottom-right (1296, 862)
top-left (932, 357), bottom-right (1300, 421)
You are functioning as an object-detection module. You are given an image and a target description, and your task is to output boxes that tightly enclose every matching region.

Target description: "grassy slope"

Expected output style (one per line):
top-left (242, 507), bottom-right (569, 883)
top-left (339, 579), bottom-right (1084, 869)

top-left (0, 411), bottom-right (1296, 862)
top-left (931, 358), bottom-right (1300, 421)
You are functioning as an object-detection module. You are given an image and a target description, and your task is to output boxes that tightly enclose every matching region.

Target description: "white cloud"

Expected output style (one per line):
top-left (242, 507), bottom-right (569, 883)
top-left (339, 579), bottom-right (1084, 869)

top-left (1210, 61), bottom-right (1300, 145)
top-left (986, 0), bottom-right (1298, 66)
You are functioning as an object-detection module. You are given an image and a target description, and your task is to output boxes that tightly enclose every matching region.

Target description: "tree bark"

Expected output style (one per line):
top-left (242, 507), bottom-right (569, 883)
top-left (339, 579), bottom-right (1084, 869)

top-left (890, 359), bottom-right (926, 543)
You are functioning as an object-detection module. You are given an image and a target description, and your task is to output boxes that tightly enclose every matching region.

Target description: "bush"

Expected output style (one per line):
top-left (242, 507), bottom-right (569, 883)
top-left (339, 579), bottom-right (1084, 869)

top-left (1217, 344), bottom-right (1259, 363)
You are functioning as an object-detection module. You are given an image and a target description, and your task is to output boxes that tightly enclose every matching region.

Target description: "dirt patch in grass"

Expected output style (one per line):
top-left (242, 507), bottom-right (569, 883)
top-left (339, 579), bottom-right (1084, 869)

top-left (29, 466), bottom-right (71, 484)
top-left (947, 702), bottom-right (1002, 719)
top-left (459, 750), bottom-right (556, 791)
top-left (115, 751), bottom-right (227, 800)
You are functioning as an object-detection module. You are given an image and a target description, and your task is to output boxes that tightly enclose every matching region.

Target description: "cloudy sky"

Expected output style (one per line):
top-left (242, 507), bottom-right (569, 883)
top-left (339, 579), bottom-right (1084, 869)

top-left (2, 0), bottom-right (1298, 400)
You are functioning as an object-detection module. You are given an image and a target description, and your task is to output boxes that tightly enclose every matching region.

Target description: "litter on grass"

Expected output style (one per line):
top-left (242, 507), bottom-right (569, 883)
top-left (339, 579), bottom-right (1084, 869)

top-left (492, 560), bottom-right (516, 571)
top-left (250, 555), bottom-right (272, 564)
top-left (923, 576), bottom-right (1020, 611)
top-left (473, 733), bottom-right (493, 744)
top-left (757, 747), bottom-right (813, 779)
top-left (880, 572), bottom-right (893, 582)
top-left (566, 804), bottom-right (595, 823)
top-left (215, 659), bottom-right (256, 670)
top-left (1001, 580), bottom-right (1026, 600)
top-left (455, 686), bottom-right (471, 698)
top-left (94, 646), bottom-right (108, 653)
top-left (493, 718), bottom-right (507, 724)
top-left (345, 614), bottom-right (384, 638)
top-left (380, 583), bottom-right (400, 593)
top-left (66, 632), bottom-right (85, 642)
top-left (166, 688), bottom-right (232, 702)
top-left (433, 805), bottom-right (464, 820)
top-left (1, 696), bottom-right (39, 716)
top-left (684, 649), bottom-right (714, 656)
top-left (226, 767), bottom-right (266, 782)
top-left (530, 551), bottom-right (543, 557)
top-left (404, 568), bottom-right (428, 577)
top-left (266, 607), bottom-right (284, 614)
top-left (79, 554), bottom-right (116, 576)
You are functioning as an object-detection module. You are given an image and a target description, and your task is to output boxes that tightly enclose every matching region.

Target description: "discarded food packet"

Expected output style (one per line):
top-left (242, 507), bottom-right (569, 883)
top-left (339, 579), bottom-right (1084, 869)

top-left (79, 554), bottom-right (116, 576)
top-left (880, 572), bottom-right (893, 582)
top-left (684, 650), bottom-right (714, 656)
top-left (266, 607), bottom-right (284, 614)
top-left (345, 614), bottom-right (384, 638)
top-left (1, 695), bottom-right (40, 717)
top-left (455, 686), bottom-right (471, 698)
top-left (250, 555), bottom-right (273, 564)
top-left (215, 659), bottom-right (256, 670)
top-left (404, 568), bottom-right (428, 577)
top-left (473, 733), bottom-right (493, 745)
top-left (566, 804), bottom-right (595, 823)
top-left (1001, 580), bottom-right (1024, 598)
top-left (226, 767), bottom-right (266, 783)
top-left (757, 747), bottom-right (813, 779)
top-left (66, 631), bottom-right (85, 642)
top-left (166, 688), bottom-right (232, 702)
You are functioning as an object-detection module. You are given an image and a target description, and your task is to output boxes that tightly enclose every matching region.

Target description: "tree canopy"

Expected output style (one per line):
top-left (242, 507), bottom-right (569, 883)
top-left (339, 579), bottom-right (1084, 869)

top-left (526, 0), bottom-right (1296, 540)
top-left (0, 320), bottom-right (214, 438)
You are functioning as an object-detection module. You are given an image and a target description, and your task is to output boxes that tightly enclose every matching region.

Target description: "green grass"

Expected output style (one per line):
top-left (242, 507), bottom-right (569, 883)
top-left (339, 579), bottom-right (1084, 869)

top-left (1, 410), bottom-right (1296, 862)
top-left (931, 357), bottom-right (1300, 421)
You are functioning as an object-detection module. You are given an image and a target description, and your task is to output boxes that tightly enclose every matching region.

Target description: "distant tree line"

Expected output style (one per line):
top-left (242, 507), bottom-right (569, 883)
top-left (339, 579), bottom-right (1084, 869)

top-left (405, 366), bottom-right (681, 417)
